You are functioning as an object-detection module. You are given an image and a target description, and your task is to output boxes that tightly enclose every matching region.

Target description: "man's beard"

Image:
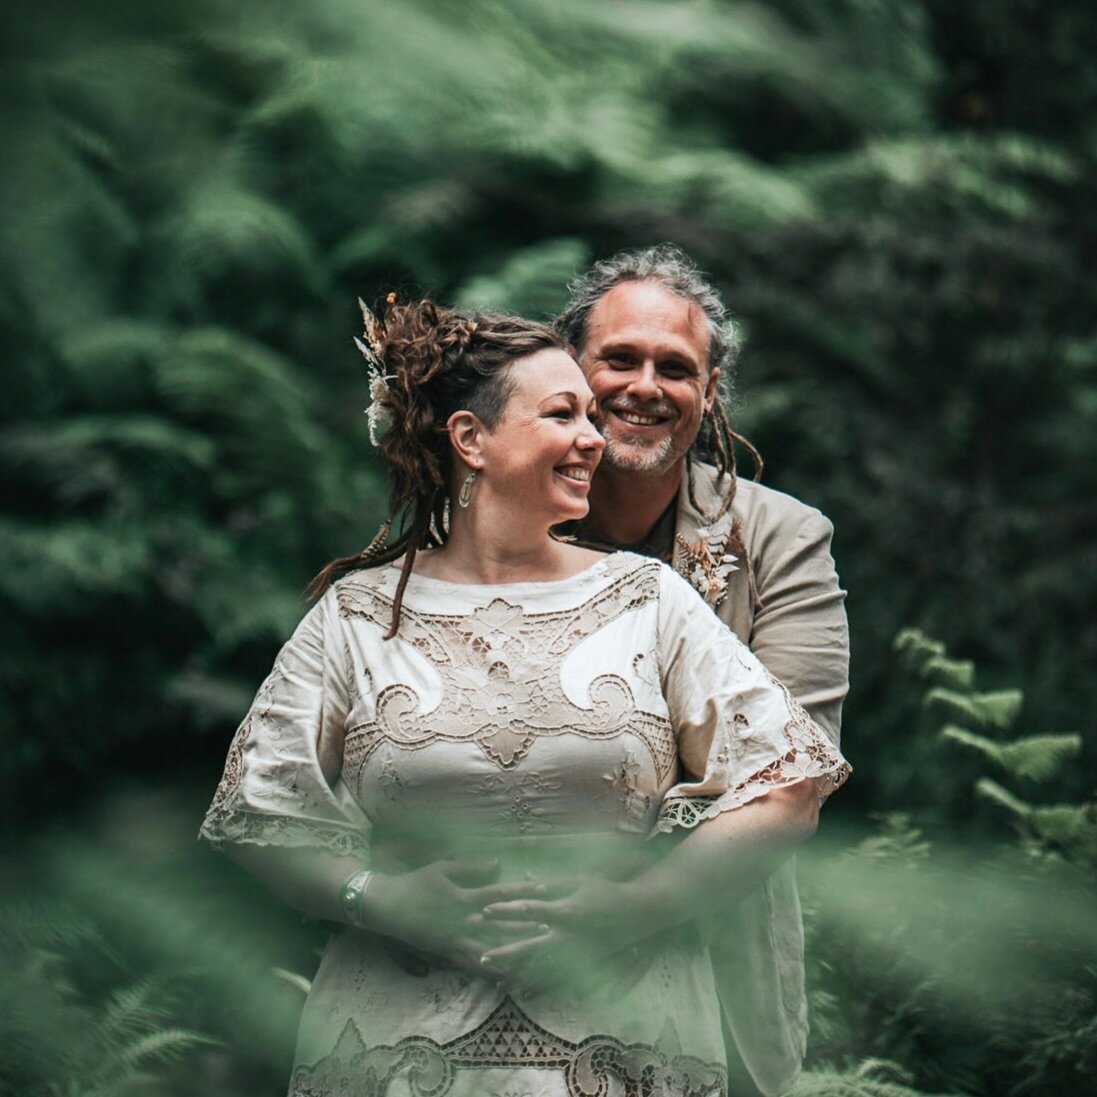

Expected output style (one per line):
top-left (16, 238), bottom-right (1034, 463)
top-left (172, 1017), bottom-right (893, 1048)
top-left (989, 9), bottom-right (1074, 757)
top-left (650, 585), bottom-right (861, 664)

top-left (600, 431), bottom-right (679, 475)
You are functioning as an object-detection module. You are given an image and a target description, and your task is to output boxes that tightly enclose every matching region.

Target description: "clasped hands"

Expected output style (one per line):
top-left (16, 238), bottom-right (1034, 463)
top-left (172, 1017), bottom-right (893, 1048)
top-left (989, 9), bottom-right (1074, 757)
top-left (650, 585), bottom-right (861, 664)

top-left (365, 858), bottom-right (666, 995)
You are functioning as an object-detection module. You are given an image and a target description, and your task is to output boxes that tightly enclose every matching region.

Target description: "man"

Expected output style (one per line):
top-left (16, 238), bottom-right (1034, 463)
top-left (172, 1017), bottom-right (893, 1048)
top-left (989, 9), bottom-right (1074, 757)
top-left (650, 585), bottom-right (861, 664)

top-left (557, 245), bottom-right (849, 1097)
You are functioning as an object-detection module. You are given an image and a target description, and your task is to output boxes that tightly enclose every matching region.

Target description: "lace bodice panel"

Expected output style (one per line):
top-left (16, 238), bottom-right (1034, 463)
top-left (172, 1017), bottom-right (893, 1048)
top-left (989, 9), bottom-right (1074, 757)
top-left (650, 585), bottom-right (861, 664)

top-left (200, 553), bottom-right (849, 863)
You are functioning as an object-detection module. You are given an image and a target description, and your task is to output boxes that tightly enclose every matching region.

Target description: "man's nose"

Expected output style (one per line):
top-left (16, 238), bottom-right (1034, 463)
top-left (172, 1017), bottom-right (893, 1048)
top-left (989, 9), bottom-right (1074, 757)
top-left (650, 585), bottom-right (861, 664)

top-left (627, 363), bottom-right (662, 400)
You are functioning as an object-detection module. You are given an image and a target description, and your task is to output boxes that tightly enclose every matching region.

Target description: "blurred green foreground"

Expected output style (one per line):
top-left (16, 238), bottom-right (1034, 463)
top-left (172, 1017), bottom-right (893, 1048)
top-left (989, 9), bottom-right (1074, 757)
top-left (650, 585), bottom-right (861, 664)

top-left (1, 1), bottom-right (1094, 1094)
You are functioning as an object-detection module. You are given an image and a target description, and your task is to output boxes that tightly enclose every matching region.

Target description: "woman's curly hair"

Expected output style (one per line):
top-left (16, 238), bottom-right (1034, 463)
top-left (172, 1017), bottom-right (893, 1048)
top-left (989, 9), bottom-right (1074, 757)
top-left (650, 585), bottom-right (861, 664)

top-left (308, 298), bottom-right (565, 637)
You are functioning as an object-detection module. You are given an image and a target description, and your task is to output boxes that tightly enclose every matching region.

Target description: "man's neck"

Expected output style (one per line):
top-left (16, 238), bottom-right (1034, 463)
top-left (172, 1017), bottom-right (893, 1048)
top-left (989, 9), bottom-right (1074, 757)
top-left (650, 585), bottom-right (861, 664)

top-left (586, 460), bottom-right (684, 546)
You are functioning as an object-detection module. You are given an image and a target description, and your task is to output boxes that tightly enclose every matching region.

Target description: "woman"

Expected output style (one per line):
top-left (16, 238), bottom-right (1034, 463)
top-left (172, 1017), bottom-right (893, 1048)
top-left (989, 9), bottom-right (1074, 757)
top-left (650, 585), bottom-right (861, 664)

top-left (201, 299), bottom-right (848, 1097)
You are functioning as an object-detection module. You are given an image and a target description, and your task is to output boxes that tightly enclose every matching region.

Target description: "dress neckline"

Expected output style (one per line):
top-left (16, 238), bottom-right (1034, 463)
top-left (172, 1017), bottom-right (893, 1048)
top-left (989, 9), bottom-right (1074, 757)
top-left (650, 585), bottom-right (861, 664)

top-left (388, 554), bottom-right (613, 593)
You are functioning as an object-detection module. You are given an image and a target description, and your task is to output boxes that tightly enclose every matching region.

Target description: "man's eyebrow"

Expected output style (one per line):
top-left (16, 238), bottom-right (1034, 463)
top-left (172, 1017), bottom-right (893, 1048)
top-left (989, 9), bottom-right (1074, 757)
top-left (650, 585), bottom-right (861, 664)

top-left (597, 338), bottom-right (700, 366)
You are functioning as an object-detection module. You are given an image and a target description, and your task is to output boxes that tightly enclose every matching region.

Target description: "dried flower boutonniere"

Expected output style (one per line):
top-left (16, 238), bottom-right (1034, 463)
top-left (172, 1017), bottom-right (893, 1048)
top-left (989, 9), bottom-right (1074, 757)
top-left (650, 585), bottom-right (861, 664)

top-left (675, 532), bottom-right (739, 608)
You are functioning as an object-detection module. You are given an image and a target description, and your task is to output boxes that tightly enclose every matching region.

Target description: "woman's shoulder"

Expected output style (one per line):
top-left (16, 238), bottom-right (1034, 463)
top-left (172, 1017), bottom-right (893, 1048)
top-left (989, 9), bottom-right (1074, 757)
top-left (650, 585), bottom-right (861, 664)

top-left (327, 563), bottom-right (399, 620)
top-left (590, 551), bottom-right (690, 610)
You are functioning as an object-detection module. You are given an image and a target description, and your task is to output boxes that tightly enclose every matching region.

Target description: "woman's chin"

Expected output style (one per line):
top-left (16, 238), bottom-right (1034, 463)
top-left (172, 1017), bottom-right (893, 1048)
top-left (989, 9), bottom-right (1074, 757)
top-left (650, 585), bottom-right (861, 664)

top-left (554, 499), bottom-right (590, 523)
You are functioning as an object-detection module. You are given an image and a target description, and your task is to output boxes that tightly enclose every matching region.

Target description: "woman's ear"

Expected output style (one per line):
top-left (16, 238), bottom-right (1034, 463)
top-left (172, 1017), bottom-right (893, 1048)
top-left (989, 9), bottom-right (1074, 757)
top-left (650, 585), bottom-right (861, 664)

top-left (447, 410), bottom-right (486, 469)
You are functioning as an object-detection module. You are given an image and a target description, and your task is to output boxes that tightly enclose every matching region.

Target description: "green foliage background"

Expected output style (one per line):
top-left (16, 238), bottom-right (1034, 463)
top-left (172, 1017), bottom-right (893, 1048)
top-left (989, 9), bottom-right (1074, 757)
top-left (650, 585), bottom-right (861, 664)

top-left (1, 1), bottom-right (1094, 1094)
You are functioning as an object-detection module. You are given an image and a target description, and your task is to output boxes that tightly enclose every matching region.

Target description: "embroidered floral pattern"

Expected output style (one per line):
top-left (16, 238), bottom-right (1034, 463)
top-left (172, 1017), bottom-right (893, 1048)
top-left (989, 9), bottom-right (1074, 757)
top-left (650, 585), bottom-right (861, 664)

top-left (289, 996), bottom-right (727, 1097)
top-left (602, 749), bottom-right (651, 825)
top-left (338, 563), bottom-right (676, 778)
top-left (655, 663), bottom-right (849, 833)
top-left (476, 772), bottom-right (564, 834)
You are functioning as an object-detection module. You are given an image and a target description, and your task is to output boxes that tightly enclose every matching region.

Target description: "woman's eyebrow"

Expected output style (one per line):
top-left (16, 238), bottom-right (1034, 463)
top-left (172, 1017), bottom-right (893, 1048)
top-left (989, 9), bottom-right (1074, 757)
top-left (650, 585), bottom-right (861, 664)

top-left (538, 391), bottom-right (579, 406)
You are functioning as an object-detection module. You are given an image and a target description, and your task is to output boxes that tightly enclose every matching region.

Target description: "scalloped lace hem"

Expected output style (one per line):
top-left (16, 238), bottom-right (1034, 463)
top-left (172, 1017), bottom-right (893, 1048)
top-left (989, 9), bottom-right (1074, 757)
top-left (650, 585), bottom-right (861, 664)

top-left (652, 760), bottom-right (851, 834)
top-left (199, 807), bottom-right (370, 857)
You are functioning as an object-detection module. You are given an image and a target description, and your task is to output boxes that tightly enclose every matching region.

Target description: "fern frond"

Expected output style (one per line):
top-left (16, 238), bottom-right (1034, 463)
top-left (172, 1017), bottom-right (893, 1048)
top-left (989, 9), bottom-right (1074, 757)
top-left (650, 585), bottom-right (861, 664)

top-left (977, 779), bottom-right (1097, 864)
top-left (1028, 803), bottom-right (1097, 854)
top-left (2, 416), bottom-right (216, 477)
top-left (791, 1061), bottom-right (963, 1096)
top-left (610, 147), bottom-right (817, 229)
top-left (893, 628), bottom-right (945, 666)
top-left (975, 777), bottom-right (1031, 818)
top-left (456, 238), bottom-right (591, 317)
top-left (799, 133), bottom-right (1078, 220)
top-left (0, 902), bottom-right (114, 958)
top-left (58, 318), bottom-right (173, 409)
top-left (924, 688), bottom-right (1022, 729)
top-left (0, 517), bottom-right (152, 608)
top-left (998, 734), bottom-right (1083, 781)
top-left (921, 655), bottom-right (974, 688)
top-left (161, 177), bottom-right (326, 295)
top-left (940, 724), bottom-right (1007, 766)
top-left (96, 976), bottom-right (176, 1042)
top-left (853, 813), bottom-right (932, 861)
top-left (113, 1027), bottom-right (219, 1068)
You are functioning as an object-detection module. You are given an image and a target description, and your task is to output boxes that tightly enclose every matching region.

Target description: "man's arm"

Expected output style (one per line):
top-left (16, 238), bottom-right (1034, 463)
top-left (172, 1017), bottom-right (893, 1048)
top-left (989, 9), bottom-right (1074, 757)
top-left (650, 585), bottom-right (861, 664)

top-left (748, 507), bottom-right (849, 745)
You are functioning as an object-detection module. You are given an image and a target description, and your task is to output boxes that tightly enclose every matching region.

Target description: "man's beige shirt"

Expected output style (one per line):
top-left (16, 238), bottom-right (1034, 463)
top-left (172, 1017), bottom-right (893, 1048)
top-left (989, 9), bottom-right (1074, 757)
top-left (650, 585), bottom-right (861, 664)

top-left (671, 461), bottom-right (849, 1096)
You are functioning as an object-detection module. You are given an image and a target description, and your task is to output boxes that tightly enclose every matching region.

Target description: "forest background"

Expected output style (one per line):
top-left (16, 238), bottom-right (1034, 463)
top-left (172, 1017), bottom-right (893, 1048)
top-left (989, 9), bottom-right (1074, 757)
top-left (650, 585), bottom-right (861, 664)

top-left (2, 1), bottom-right (1095, 1095)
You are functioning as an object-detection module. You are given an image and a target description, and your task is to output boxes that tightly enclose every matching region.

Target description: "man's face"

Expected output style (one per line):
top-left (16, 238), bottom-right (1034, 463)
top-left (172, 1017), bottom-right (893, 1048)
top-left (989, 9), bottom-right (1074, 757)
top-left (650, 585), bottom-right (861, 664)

top-left (577, 280), bottom-right (719, 476)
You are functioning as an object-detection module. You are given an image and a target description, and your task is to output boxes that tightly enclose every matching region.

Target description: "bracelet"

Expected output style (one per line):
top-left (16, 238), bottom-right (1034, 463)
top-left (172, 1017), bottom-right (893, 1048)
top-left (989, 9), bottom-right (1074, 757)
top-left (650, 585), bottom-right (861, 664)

top-left (338, 868), bottom-right (374, 928)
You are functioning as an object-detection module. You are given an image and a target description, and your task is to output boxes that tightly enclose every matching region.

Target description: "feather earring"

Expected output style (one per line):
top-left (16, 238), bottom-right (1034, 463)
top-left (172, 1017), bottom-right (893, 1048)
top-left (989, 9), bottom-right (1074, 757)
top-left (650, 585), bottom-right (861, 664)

top-left (458, 470), bottom-right (477, 509)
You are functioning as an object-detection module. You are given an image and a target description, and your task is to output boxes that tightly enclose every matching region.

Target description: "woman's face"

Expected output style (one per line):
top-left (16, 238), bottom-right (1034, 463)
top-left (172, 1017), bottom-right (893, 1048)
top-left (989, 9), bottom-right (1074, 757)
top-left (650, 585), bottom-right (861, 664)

top-left (474, 349), bottom-right (604, 525)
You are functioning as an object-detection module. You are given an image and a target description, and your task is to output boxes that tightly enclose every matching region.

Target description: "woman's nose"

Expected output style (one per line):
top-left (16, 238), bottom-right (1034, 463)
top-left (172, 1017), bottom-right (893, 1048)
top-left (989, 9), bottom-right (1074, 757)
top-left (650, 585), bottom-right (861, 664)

top-left (577, 422), bottom-right (605, 451)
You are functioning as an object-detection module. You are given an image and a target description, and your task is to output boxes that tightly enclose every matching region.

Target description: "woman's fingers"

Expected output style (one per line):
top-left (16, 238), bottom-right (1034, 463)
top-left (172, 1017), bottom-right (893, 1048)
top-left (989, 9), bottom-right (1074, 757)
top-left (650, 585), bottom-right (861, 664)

top-left (480, 929), bottom-right (607, 997)
top-left (481, 897), bottom-right (564, 922)
top-left (463, 879), bottom-right (547, 906)
top-left (479, 925), bottom-right (555, 966)
top-left (461, 912), bottom-right (541, 951)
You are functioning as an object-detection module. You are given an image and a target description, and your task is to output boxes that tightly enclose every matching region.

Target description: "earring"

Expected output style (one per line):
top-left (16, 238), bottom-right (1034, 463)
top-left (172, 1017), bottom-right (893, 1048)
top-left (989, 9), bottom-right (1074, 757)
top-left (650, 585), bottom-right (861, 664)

top-left (458, 469), bottom-right (477, 509)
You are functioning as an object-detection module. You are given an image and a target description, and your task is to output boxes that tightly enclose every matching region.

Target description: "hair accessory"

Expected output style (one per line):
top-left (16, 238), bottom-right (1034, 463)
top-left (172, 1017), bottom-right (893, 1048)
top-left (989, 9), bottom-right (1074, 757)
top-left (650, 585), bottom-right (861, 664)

top-left (458, 469), bottom-right (477, 509)
top-left (355, 297), bottom-right (396, 446)
top-left (338, 868), bottom-right (375, 928)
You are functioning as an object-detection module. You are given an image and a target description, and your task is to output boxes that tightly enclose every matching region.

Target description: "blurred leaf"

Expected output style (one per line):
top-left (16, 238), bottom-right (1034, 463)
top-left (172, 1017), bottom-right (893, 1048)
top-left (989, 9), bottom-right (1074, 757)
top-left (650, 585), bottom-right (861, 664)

top-left (456, 238), bottom-right (591, 317)
top-left (924, 688), bottom-right (1023, 729)
top-left (942, 727), bottom-right (1082, 782)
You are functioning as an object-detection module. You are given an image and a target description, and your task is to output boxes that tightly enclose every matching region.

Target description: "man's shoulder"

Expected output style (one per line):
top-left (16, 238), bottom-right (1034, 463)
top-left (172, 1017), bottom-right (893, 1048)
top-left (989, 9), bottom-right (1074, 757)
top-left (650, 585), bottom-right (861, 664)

top-left (687, 461), bottom-right (832, 535)
top-left (732, 477), bottom-right (832, 534)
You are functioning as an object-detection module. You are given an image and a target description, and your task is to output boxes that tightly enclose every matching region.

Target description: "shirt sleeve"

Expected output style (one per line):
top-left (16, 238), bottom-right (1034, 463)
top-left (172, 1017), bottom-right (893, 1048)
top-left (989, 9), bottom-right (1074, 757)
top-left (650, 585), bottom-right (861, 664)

top-left (749, 508), bottom-right (849, 746)
top-left (199, 588), bottom-right (371, 857)
top-left (654, 565), bottom-right (849, 834)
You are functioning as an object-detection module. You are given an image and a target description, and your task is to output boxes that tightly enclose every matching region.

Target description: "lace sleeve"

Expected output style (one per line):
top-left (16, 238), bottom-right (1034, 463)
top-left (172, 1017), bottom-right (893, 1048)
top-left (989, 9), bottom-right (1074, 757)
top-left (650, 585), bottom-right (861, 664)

top-left (199, 588), bottom-right (371, 857)
top-left (654, 566), bottom-right (849, 834)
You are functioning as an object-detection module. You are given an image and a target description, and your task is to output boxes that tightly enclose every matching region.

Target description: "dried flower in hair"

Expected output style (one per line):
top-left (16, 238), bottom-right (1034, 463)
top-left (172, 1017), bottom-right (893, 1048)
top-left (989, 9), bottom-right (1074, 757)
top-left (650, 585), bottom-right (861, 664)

top-left (355, 297), bottom-right (395, 446)
top-left (357, 296), bottom-right (387, 361)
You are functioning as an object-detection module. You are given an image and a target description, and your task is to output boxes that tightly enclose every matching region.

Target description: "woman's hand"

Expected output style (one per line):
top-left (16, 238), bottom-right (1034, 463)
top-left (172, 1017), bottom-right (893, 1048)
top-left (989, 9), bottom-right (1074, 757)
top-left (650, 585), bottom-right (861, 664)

top-left (478, 874), bottom-right (669, 994)
top-left (361, 860), bottom-right (546, 975)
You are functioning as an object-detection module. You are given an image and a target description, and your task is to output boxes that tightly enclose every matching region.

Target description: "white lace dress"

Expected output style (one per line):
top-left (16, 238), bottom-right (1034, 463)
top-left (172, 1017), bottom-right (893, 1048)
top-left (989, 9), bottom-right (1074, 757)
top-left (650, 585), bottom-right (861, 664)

top-left (201, 553), bottom-right (848, 1097)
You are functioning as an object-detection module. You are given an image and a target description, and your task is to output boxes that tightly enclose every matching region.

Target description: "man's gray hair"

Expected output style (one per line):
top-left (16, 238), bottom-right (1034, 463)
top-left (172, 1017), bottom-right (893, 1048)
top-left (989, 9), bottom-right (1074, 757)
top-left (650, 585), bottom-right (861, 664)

top-left (556, 243), bottom-right (740, 378)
